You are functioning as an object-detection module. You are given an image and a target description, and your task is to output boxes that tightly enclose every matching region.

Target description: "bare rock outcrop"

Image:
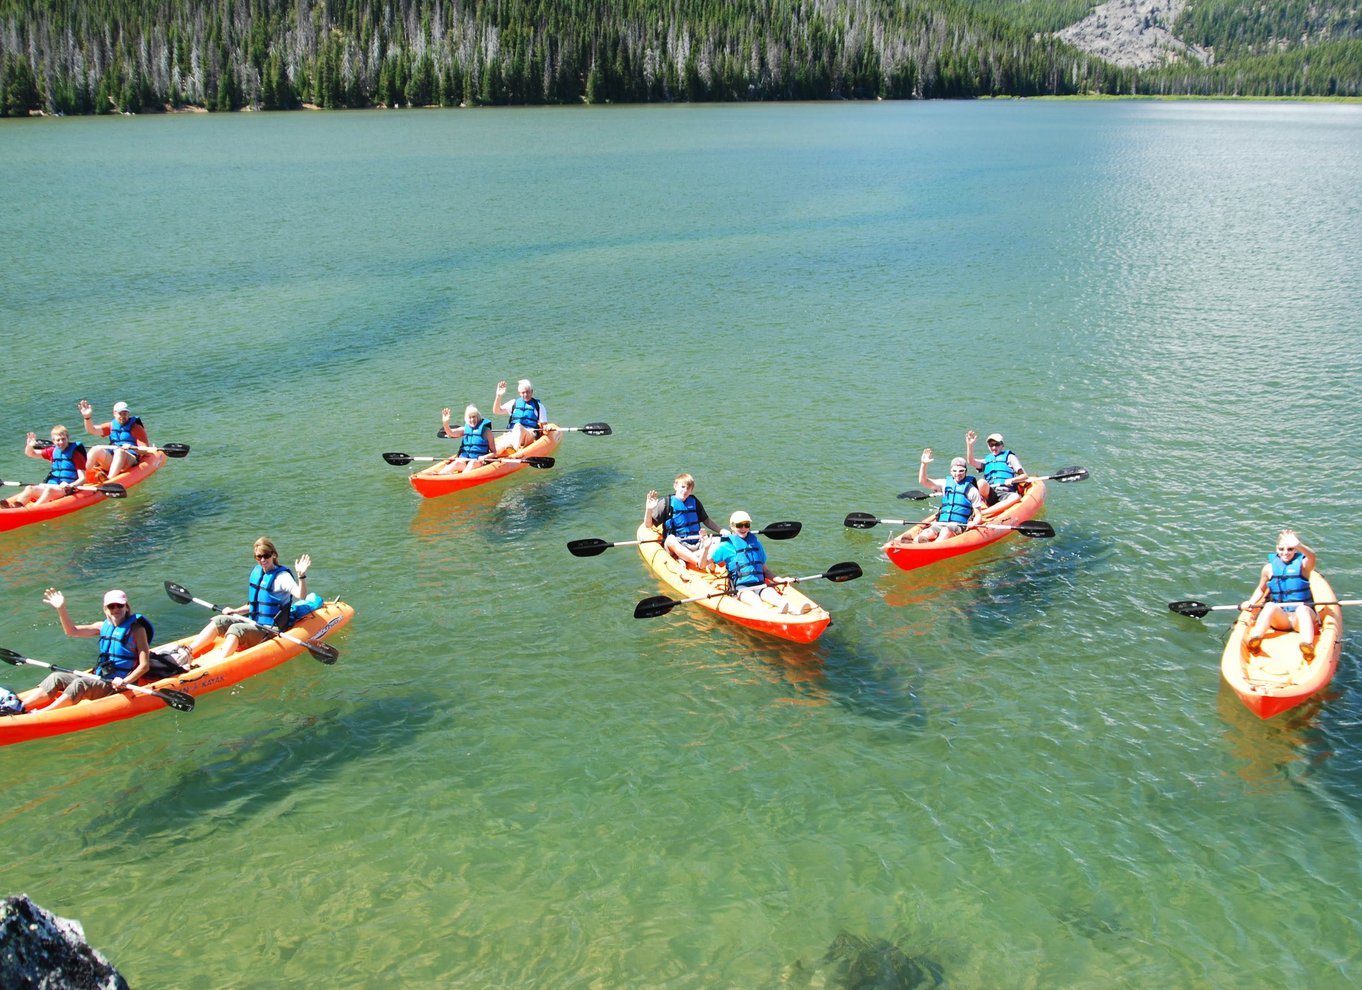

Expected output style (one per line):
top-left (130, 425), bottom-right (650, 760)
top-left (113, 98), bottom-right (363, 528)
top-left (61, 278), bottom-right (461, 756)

top-left (1056, 0), bottom-right (1212, 69)
top-left (0, 895), bottom-right (129, 990)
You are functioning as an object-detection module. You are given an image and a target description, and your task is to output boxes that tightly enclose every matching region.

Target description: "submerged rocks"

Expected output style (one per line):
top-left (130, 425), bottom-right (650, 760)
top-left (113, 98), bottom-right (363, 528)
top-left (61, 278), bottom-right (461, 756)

top-left (0, 895), bottom-right (128, 990)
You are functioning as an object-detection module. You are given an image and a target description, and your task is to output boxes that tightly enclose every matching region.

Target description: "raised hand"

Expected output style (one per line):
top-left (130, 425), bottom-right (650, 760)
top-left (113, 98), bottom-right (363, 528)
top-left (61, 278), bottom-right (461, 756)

top-left (43, 588), bottom-right (65, 610)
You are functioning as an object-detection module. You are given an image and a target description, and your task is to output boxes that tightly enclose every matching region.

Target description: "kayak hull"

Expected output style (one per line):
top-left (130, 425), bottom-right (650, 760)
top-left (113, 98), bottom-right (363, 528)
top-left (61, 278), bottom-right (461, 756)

top-left (408, 429), bottom-right (562, 499)
top-left (0, 451), bottom-right (168, 533)
top-left (883, 479), bottom-right (1046, 572)
top-left (636, 523), bottom-right (830, 644)
top-left (1, 602), bottom-right (355, 747)
top-left (1220, 570), bottom-right (1341, 720)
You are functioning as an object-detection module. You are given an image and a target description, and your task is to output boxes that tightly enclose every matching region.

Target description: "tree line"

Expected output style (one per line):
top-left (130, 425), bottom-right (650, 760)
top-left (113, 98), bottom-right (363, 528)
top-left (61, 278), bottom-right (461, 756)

top-left (0, 0), bottom-right (1358, 118)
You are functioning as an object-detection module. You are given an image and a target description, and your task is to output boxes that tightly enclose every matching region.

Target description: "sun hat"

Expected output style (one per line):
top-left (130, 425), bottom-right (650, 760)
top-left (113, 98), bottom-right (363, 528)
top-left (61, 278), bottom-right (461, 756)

top-left (112, 402), bottom-right (130, 414)
top-left (730, 511), bottom-right (752, 526)
top-left (103, 589), bottom-right (129, 606)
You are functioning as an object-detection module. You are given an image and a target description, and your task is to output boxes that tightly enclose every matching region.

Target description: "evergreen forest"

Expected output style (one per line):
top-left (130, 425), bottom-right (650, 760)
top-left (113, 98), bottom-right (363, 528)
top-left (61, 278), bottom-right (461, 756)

top-left (1, 0), bottom-right (1360, 117)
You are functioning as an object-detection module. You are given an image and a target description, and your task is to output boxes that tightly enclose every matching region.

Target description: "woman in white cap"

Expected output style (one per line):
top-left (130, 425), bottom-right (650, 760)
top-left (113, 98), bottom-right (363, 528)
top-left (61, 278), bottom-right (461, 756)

top-left (1240, 529), bottom-right (1319, 659)
top-left (24, 587), bottom-right (153, 712)
top-left (965, 429), bottom-right (1029, 509)
top-left (79, 398), bottom-right (149, 481)
top-left (434, 404), bottom-right (496, 474)
top-left (491, 379), bottom-right (548, 454)
top-left (913, 448), bottom-right (983, 543)
top-left (709, 510), bottom-right (812, 614)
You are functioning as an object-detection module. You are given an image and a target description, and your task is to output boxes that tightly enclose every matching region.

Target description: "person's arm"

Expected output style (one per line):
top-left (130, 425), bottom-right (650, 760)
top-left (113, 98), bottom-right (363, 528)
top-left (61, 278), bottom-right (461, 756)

top-left (286, 554), bottom-right (311, 600)
top-left (494, 381), bottom-right (514, 415)
top-left (918, 450), bottom-right (940, 493)
top-left (1298, 543), bottom-right (1317, 579)
top-left (112, 623), bottom-right (151, 687)
top-left (477, 422), bottom-right (495, 460)
top-left (1242, 565), bottom-right (1272, 610)
top-left (1008, 453), bottom-right (1028, 483)
top-left (965, 431), bottom-right (983, 470)
top-left (24, 432), bottom-right (42, 460)
top-left (42, 588), bottom-right (100, 637)
top-left (132, 421), bottom-right (150, 446)
top-left (967, 486), bottom-right (984, 526)
top-left (77, 400), bottom-right (104, 438)
top-left (645, 490), bottom-right (663, 527)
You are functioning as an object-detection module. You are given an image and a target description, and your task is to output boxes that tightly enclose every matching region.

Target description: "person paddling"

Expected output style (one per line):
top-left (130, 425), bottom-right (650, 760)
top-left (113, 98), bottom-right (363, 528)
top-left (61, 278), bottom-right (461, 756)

top-left (710, 511), bottom-right (812, 614)
top-left (491, 379), bottom-right (548, 454)
top-left (913, 449), bottom-right (982, 543)
top-left (965, 430), bottom-right (1029, 509)
top-left (1241, 529), bottom-right (1319, 660)
top-left (434, 405), bottom-right (496, 474)
top-left (1, 426), bottom-right (88, 508)
top-left (79, 399), bottom-right (149, 481)
top-left (23, 588), bottom-right (152, 712)
top-left (645, 473), bottom-right (722, 570)
top-left (186, 538), bottom-right (310, 661)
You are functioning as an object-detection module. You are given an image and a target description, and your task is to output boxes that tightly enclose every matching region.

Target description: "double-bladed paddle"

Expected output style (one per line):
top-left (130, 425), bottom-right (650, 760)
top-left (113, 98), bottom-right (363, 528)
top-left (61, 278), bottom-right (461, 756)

top-left (0, 647), bottom-right (195, 712)
top-left (895, 465), bottom-right (1087, 499)
top-left (0, 479), bottom-right (127, 498)
top-left (633, 561), bottom-right (863, 618)
top-left (34, 439), bottom-right (191, 458)
top-left (382, 452), bottom-right (555, 468)
top-left (1169, 598), bottom-right (1362, 619)
top-left (163, 581), bottom-right (339, 664)
top-left (436, 422), bottom-right (611, 438)
top-left (567, 520), bottom-right (802, 558)
top-left (843, 512), bottom-right (1055, 538)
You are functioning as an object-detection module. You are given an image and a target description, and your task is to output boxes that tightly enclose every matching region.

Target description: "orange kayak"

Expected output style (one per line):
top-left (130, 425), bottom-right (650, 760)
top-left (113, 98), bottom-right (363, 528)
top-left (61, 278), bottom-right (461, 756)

top-left (0, 450), bottom-right (167, 533)
top-left (1, 601), bottom-right (354, 746)
top-left (883, 479), bottom-right (1046, 572)
top-left (635, 523), bottom-right (830, 643)
top-left (1220, 570), bottom-right (1342, 720)
top-left (408, 429), bottom-right (562, 499)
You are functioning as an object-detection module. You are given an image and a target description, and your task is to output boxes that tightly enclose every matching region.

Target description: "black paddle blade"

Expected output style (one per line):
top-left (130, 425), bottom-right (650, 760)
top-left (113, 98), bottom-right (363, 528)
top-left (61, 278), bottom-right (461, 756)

top-left (0, 648), bottom-right (26, 666)
top-left (159, 443), bottom-right (192, 458)
top-left (164, 581), bottom-right (194, 605)
top-left (582, 422), bottom-right (612, 436)
top-left (1051, 466), bottom-right (1088, 483)
top-left (844, 512), bottom-right (881, 530)
top-left (157, 688), bottom-right (196, 712)
top-left (897, 490), bottom-right (932, 501)
top-left (567, 539), bottom-right (610, 557)
top-left (382, 452), bottom-right (414, 466)
top-left (521, 457), bottom-right (554, 468)
top-left (634, 596), bottom-right (677, 619)
top-left (1168, 600), bottom-right (1212, 618)
top-left (95, 483), bottom-right (127, 498)
top-left (824, 561), bottom-right (864, 583)
top-left (308, 641), bottom-right (340, 665)
top-left (761, 520), bottom-right (802, 540)
top-left (1015, 521), bottom-right (1056, 538)
top-left (436, 428), bottom-right (450, 439)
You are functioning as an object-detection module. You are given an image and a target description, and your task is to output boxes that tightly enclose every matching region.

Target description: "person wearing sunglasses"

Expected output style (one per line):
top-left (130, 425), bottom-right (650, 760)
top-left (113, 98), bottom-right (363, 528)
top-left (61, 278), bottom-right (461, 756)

top-left (965, 429), bottom-right (1029, 509)
top-left (913, 448), bottom-right (983, 543)
top-left (645, 473), bottom-right (723, 570)
top-left (22, 588), bottom-right (153, 712)
top-left (709, 511), bottom-right (812, 614)
top-left (1240, 530), bottom-right (1319, 659)
top-left (186, 538), bottom-right (310, 661)
top-left (491, 379), bottom-right (548, 454)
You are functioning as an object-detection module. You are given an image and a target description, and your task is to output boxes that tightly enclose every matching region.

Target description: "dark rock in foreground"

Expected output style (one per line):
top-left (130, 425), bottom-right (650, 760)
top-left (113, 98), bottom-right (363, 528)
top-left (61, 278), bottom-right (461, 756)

top-left (0, 894), bottom-right (129, 990)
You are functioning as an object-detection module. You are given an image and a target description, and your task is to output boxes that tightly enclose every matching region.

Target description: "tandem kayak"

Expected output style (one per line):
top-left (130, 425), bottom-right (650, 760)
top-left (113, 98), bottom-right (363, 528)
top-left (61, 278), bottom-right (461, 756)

top-left (1220, 570), bottom-right (1342, 720)
top-left (1, 601), bottom-right (354, 746)
top-left (883, 479), bottom-right (1046, 572)
top-left (635, 523), bottom-right (830, 643)
top-left (0, 450), bottom-right (167, 534)
top-left (408, 428), bottom-right (562, 499)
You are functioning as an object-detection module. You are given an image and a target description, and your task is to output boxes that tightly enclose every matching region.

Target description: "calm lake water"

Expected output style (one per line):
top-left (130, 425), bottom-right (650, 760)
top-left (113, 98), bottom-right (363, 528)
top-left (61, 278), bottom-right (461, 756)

top-left (2, 100), bottom-right (1362, 988)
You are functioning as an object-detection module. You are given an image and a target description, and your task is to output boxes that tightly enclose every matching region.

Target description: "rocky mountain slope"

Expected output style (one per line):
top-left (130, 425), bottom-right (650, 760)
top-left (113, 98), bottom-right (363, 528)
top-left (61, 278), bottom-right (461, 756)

top-left (1056, 0), bottom-right (1212, 68)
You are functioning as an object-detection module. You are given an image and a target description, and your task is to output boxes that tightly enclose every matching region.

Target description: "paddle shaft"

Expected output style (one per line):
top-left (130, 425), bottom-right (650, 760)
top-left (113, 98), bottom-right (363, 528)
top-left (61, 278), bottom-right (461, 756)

top-left (0, 651), bottom-right (193, 711)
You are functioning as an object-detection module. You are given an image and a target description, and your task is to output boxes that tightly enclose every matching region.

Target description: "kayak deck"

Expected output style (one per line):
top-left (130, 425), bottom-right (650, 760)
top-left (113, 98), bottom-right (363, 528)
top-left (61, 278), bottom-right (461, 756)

top-left (1, 602), bottom-right (355, 746)
top-left (0, 450), bottom-right (167, 534)
top-left (883, 478), bottom-right (1046, 572)
top-left (635, 523), bottom-right (830, 644)
top-left (408, 428), bottom-right (562, 498)
top-left (1220, 570), bottom-right (1341, 720)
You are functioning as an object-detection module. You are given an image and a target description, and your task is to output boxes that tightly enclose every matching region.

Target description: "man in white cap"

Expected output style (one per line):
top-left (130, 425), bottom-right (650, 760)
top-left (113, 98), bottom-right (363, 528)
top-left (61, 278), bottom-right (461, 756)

top-left (965, 429), bottom-right (1029, 509)
top-left (491, 379), bottom-right (548, 454)
top-left (1240, 529), bottom-right (1319, 660)
top-left (22, 587), bottom-right (153, 712)
top-left (709, 510), bottom-right (811, 614)
top-left (913, 448), bottom-right (983, 543)
top-left (78, 398), bottom-right (150, 481)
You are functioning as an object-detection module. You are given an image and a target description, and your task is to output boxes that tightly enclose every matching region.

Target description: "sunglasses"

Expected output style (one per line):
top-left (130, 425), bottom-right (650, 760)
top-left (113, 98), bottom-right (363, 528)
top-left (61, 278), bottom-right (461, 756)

top-left (255, 552), bottom-right (275, 560)
top-left (1276, 545), bottom-right (1297, 552)
top-left (734, 522), bottom-right (751, 529)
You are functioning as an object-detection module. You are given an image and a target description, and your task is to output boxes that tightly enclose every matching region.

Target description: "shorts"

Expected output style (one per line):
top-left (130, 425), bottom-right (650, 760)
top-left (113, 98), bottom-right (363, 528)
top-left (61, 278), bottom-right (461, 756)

top-left (39, 671), bottom-right (116, 703)
top-left (210, 613), bottom-right (270, 648)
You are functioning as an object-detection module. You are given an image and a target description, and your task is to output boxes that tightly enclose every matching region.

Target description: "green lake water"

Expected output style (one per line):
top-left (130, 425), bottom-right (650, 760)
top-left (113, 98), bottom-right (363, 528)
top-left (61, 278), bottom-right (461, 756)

top-left (2, 100), bottom-right (1362, 988)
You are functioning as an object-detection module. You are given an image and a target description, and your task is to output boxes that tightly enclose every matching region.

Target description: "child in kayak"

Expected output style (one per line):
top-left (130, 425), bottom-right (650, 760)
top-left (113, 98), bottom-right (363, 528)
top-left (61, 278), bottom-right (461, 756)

top-left (1, 427), bottom-right (88, 508)
top-left (645, 473), bottom-right (723, 570)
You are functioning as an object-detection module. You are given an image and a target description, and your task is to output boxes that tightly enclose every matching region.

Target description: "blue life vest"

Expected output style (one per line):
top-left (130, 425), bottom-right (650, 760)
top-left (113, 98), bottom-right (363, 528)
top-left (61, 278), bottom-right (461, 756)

top-left (507, 397), bottom-right (542, 431)
top-left (938, 477), bottom-right (978, 526)
top-left (663, 495), bottom-right (702, 541)
top-left (248, 564), bottom-right (295, 629)
top-left (717, 533), bottom-right (766, 589)
top-left (96, 613), bottom-right (153, 679)
top-left (45, 442), bottom-right (86, 485)
top-left (458, 420), bottom-right (492, 459)
top-left (981, 449), bottom-right (1017, 489)
top-left (109, 415), bottom-right (142, 448)
top-left (1267, 554), bottom-right (1313, 610)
